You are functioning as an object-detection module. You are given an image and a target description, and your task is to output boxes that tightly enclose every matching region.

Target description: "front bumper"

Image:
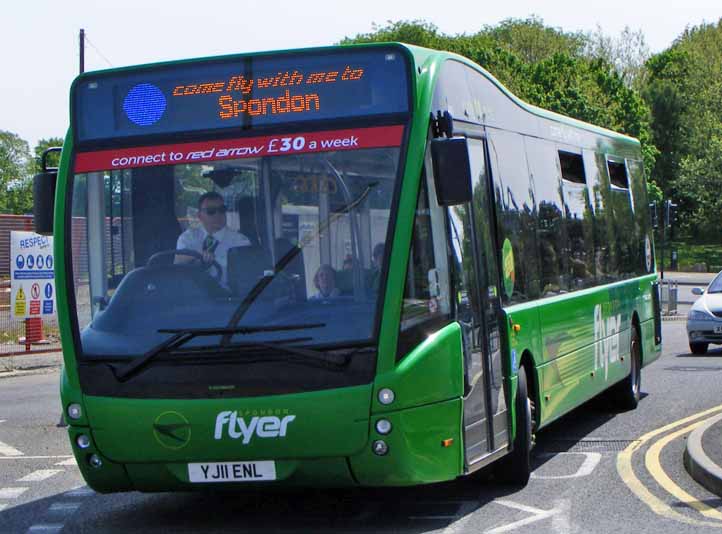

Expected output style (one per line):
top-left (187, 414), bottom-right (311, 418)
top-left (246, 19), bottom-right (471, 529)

top-left (687, 319), bottom-right (722, 344)
top-left (67, 397), bottom-right (463, 492)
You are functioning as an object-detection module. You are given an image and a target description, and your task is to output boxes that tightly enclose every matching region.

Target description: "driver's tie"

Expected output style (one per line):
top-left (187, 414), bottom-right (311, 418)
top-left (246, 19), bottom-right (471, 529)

top-left (203, 235), bottom-right (219, 254)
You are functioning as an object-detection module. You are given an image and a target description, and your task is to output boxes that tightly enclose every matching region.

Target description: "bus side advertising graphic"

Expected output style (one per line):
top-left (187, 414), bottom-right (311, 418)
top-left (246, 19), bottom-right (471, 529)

top-left (10, 231), bottom-right (56, 319)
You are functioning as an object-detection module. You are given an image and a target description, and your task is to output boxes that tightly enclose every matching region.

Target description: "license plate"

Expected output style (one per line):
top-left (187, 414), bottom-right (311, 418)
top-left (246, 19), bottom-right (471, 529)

top-left (715, 326), bottom-right (722, 334)
top-left (188, 461), bottom-right (276, 483)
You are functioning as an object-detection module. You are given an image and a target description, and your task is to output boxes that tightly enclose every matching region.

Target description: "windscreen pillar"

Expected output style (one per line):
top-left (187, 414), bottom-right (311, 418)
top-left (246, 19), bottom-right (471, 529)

top-left (86, 172), bottom-right (107, 317)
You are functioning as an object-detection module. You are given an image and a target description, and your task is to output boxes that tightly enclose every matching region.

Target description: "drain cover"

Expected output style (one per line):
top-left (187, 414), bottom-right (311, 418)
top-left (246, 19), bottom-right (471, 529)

top-left (664, 366), bottom-right (722, 372)
top-left (537, 439), bottom-right (640, 453)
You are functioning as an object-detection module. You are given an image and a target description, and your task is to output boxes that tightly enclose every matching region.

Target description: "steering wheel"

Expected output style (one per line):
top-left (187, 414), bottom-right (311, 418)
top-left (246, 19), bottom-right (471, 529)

top-left (146, 249), bottom-right (222, 282)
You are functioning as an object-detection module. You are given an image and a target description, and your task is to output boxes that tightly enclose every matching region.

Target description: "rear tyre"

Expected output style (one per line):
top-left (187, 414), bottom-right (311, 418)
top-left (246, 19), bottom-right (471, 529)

top-left (495, 368), bottom-right (532, 485)
top-left (611, 327), bottom-right (641, 410)
top-left (690, 342), bottom-right (708, 355)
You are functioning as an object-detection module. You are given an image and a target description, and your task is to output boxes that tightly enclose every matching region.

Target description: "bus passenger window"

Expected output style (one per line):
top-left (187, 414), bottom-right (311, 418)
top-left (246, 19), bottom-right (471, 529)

top-left (559, 151), bottom-right (595, 289)
top-left (400, 180), bottom-right (442, 330)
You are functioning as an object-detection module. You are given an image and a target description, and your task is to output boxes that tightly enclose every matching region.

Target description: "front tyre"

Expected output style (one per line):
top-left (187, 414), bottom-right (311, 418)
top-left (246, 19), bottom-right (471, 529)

top-left (690, 342), bottom-right (708, 355)
top-left (612, 327), bottom-right (641, 410)
top-left (495, 368), bottom-right (532, 485)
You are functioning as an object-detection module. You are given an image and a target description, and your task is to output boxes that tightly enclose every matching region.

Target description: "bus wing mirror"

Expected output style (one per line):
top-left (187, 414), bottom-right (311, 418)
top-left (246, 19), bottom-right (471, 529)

top-left (430, 137), bottom-right (472, 206)
top-left (33, 147), bottom-right (62, 236)
top-left (33, 171), bottom-right (57, 236)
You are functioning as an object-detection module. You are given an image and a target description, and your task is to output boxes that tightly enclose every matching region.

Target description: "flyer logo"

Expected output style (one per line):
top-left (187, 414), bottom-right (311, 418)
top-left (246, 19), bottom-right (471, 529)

top-left (153, 411), bottom-right (191, 450)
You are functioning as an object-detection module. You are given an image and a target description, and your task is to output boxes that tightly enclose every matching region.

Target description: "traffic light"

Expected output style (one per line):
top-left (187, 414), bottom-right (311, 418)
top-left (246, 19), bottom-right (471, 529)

top-left (664, 200), bottom-right (678, 239)
top-left (649, 201), bottom-right (658, 229)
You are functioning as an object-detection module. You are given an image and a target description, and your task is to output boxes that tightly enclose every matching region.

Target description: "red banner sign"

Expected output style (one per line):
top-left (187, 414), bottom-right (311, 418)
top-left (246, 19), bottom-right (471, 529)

top-left (74, 125), bottom-right (404, 173)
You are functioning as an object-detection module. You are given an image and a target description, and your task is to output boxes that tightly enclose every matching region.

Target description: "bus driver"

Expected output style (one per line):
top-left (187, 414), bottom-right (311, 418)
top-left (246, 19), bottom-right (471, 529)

top-left (175, 191), bottom-right (250, 286)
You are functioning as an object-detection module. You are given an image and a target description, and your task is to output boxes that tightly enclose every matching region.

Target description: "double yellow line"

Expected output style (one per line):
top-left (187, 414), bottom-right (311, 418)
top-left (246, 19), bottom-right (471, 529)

top-left (617, 403), bottom-right (722, 527)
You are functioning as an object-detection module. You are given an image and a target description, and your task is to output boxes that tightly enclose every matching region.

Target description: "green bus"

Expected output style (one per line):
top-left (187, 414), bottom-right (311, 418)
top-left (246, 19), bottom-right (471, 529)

top-left (35, 42), bottom-right (662, 492)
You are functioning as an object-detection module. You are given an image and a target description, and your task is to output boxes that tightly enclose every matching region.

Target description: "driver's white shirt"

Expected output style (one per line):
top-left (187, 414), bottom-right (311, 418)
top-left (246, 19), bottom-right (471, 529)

top-left (176, 226), bottom-right (250, 287)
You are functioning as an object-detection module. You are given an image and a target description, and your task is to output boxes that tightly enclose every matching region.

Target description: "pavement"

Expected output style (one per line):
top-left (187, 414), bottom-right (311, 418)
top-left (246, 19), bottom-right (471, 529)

top-left (0, 351), bottom-right (63, 378)
top-left (684, 413), bottom-right (722, 498)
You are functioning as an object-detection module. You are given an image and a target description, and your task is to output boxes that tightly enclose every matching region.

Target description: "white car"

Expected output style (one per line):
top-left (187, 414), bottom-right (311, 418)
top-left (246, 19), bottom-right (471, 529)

top-left (687, 271), bottom-right (722, 354)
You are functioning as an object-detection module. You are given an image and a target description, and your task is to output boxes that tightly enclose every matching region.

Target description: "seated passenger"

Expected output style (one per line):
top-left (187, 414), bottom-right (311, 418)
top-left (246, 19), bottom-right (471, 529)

top-left (310, 264), bottom-right (340, 300)
top-left (175, 191), bottom-right (250, 287)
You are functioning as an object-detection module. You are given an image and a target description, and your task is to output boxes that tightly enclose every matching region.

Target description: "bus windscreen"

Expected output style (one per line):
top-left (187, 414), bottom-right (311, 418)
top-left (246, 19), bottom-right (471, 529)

top-left (73, 47), bottom-right (410, 143)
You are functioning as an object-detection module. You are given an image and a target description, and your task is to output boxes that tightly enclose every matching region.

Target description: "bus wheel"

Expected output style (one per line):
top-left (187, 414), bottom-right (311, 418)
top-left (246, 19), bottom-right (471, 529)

top-left (495, 368), bottom-right (532, 485)
top-left (690, 342), bottom-right (708, 355)
top-left (612, 328), bottom-right (641, 410)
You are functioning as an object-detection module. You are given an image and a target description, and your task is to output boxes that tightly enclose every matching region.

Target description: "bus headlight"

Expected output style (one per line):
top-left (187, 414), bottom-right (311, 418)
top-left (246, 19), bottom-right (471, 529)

top-left (378, 388), bottom-right (395, 405)
top-left (375, 419), bottom-right (392, 435)
top-left (76, 435), bottom-right (91, 449)
top-left (88, 454), bottom-right (103, 468)
top-left (67, 404), bottom-right (83, 420)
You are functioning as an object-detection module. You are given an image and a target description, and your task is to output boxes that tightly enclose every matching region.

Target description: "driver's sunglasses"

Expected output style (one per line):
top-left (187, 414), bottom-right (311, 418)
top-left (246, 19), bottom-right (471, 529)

top-left (200, 205), bottom-right (227, 216)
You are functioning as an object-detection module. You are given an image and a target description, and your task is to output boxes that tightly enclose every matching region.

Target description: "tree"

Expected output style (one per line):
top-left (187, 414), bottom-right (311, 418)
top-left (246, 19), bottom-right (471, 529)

top-left (586, 25), bottom-right (651, 89)
top-left (342, 19), bottom-right (658, 195)
top-left (0, 130), bottom-right (32, 214)
top-left (32, 137), bottom-right (65, 174)
top-left (643, 18), bottom-right (722, 239)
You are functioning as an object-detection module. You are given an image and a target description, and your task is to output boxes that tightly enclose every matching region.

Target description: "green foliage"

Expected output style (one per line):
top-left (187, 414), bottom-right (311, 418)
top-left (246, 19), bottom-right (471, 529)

top-left (32, 137), bottom-right (64, 173)
top-left (0, 132), bottom-right (65, 215)
top-left (342, 18), bottom-right (657, 182)
top-left (0, 130), bottom-right (32, 214)
top-left (644, 19), bottom-right (722, 241)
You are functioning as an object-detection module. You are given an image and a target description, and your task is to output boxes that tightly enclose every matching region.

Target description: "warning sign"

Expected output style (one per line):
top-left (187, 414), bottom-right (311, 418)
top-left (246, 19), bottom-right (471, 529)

top-left (14, 285), bottom-right (26, 317)
top-left (10, 231), bottom-right (56, 319)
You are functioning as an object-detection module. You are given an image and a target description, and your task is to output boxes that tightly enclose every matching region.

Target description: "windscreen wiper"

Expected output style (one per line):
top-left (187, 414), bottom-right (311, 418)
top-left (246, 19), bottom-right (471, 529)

top-left (222, 183), bottom-right (377, 344)
top-left (114, 323), bottom-right (324, 382)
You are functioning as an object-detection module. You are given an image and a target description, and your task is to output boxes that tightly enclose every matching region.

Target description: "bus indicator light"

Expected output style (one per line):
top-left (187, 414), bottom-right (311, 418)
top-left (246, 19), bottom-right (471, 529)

top-left (441, 439), bottom-right (454, 448)
top-left (372, 440), bottom-right (389, 456)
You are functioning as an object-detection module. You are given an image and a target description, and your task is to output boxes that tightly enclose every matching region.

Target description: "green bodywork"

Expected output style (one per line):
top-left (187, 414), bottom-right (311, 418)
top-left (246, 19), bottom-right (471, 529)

top-left (55, 43), bottom-right (661, 492)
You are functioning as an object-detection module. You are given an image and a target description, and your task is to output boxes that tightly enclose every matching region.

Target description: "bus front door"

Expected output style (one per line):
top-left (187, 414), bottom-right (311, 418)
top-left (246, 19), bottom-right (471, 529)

top-left (451, 135), bottom-right (509, 470)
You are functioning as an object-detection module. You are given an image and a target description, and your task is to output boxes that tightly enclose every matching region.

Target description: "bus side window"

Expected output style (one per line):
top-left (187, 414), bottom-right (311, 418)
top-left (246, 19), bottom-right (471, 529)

top-left (397, 168), bottom-right (451, 360)
top-left (594, 152), bottom-right (620, 281)
top-left (525, 137), bottom-right (567, 295)
top-left (558, 150), bottom-right (595, 289)
top-left (487, 129), bottom-right (540, 303)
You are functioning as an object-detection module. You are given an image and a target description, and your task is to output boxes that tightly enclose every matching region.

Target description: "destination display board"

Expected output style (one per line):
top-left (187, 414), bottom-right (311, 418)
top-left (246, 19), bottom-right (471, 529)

top-left (73, 48), bottom-right (410, 143)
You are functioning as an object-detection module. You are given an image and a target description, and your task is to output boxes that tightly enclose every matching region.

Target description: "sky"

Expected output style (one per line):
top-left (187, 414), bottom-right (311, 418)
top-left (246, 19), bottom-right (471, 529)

top-left (3, 0), bottom-right (720, 150)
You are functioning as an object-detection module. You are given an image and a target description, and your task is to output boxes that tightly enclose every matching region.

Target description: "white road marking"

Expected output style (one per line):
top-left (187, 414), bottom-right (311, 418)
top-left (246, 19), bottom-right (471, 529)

top-left (27, 524), bottom-right (65, 533)
top-left (48, 501), bottom-right (82, 514)
top-left (531, 452), bottom-right (602, 479)
top-left (64, 487), bottom-right (94, 498)
top-left (17, 470), bottom-right (64, 483)
top-left (55, 458), bottom-right (77, 466)
top-left (551, 499), bottom-right (572, 534)
top-left (0, 487), bottom-right (29, 499)
top-left (0, 455), bottom-right (72, 461)
top-left (486, 500), bottom-right (561, 533)
top-left (0, 440), bottom-right (23, 457)
top-left (441, 501), bottom-right (481, 534)
top-left (0, 503), bottom-right (7, 511)
top-left (0, 419), bottom-right (6, 424)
